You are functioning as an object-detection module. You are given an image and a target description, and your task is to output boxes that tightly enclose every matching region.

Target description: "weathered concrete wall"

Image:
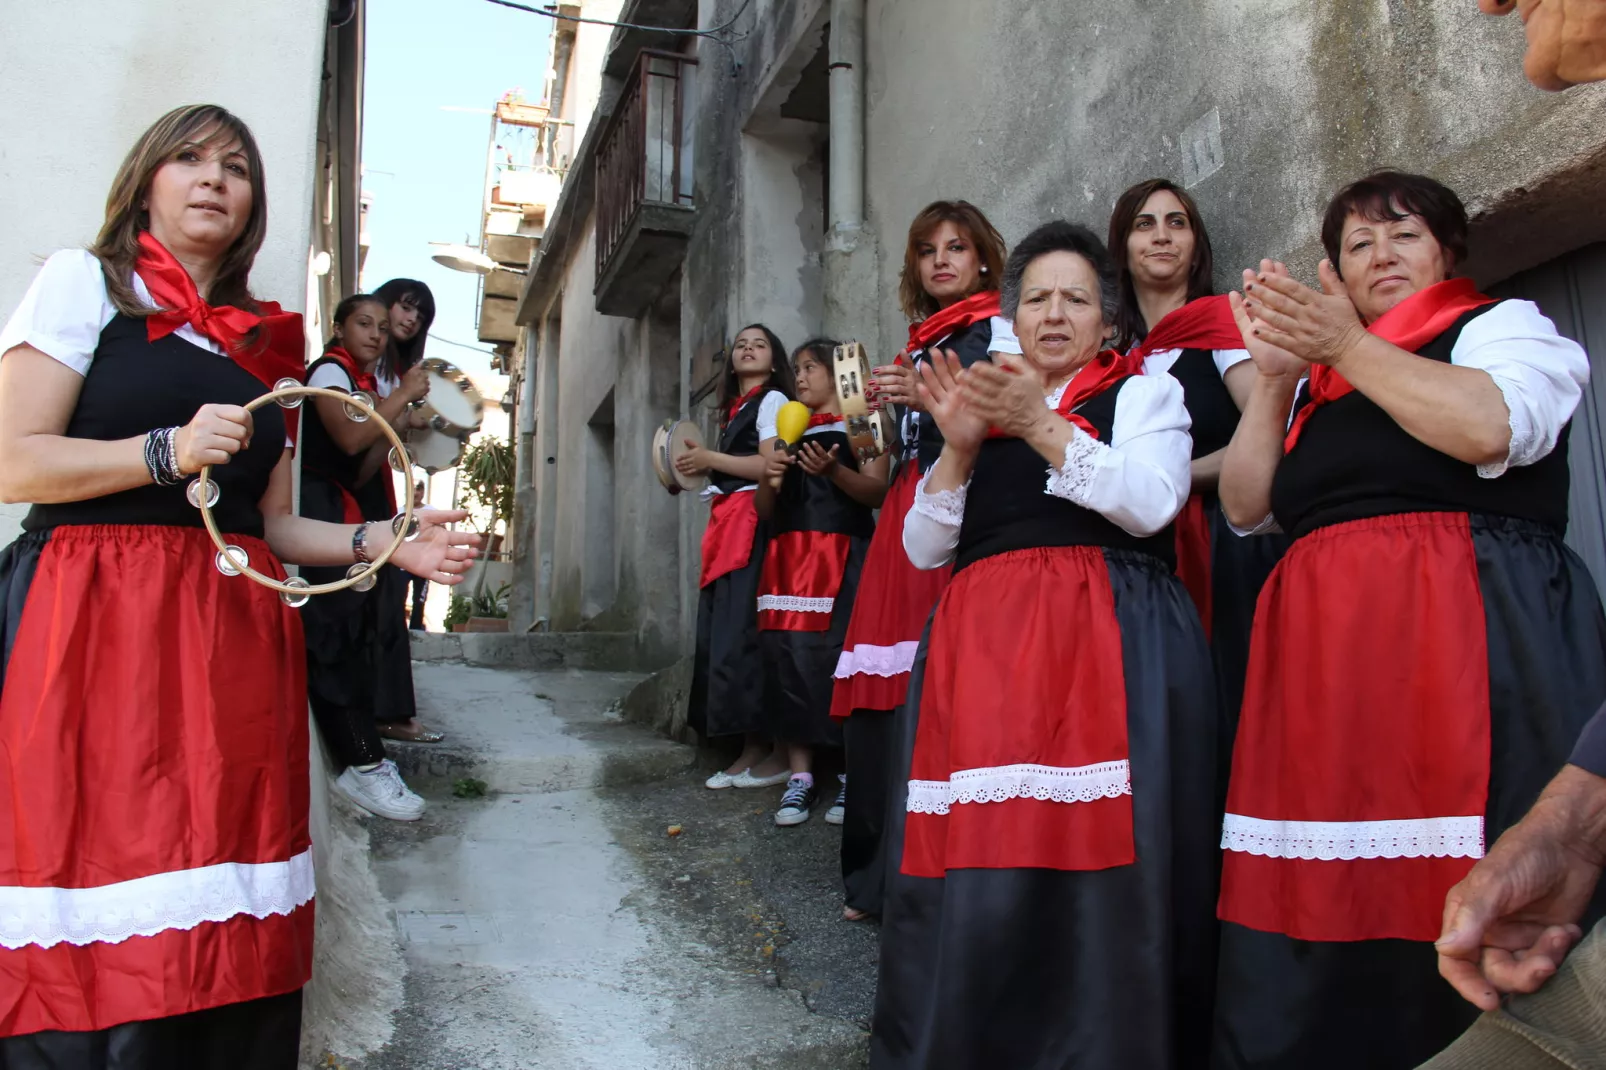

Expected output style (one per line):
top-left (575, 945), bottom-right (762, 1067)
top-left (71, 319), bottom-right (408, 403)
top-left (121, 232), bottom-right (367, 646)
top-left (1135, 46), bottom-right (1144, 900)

top-left (858, 0), bottom-right (1606, 359)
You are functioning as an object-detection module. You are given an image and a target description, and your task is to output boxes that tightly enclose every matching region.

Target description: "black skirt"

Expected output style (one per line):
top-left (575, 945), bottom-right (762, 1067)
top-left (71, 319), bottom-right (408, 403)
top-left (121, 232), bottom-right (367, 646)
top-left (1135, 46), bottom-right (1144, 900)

top-left (759, 535), bottom-right (868, 748)
top-left (1212, 514), bottom-right (1606, 1069)
top-left (0, 990), bottom-right (302, 1070)
top-left (842, 706), bottom-right (896, 916)
top-left (371, 563), bottom-right (418, 725)
top-left (871, 550), bottom-right (1218, 1069)
top-left (688, 514), bottom-right (770, 739)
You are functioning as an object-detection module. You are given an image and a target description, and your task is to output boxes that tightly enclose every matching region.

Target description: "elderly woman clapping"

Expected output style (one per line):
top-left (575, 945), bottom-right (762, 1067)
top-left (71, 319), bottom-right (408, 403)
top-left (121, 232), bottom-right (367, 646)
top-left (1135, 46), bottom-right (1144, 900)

top-left (868, 220), bottom-right (1218, 1070)
top-left (1212, 170), bottom-right (1605, 1069)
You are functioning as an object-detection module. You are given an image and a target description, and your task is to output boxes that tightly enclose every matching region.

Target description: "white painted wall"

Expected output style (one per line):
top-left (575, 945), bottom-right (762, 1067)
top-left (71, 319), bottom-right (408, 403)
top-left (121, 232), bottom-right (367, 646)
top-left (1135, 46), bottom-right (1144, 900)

top-left (0, 0), bottom-right (331, 542)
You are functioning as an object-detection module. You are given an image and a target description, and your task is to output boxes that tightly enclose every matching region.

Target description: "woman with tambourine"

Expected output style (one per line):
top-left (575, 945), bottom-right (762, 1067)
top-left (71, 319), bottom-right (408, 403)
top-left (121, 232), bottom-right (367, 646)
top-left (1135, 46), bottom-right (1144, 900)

top-left (370, 277), bottom-right (439, 743)
top-left (870, 221), bottom-right (1214, 1068)
top-left (0, 104), bottom-right (478, 1067)
top-left (300, 293), bottom-right (435, 821)
top-left (827, 200), bottom-right (1010, 920)
top-left (678, 324), bottom-right (796, 788)
top-left (1108, 177), bottom-right (1286, 803)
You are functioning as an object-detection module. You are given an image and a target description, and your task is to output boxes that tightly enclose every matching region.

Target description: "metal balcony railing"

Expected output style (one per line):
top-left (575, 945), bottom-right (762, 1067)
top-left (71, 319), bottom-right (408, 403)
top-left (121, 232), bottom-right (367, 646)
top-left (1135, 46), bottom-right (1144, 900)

top-left (595, 49), bottom-right (697, 279)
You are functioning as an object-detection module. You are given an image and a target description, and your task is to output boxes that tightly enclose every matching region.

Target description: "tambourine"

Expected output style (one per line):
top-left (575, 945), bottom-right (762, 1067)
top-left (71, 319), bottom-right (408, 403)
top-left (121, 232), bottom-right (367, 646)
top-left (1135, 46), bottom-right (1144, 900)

top-left (832, 341), bottom-right (895, 465)
top-left (192, 381), bottom-right (418, 607)
top-left (653, 418), bottom-right (707, 494)
top-left (405, 358), bottom-right (485, 474)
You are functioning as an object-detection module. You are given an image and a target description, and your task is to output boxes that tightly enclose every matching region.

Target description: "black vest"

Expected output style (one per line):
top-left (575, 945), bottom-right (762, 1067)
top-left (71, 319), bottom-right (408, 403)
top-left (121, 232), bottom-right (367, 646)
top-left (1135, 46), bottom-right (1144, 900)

top-left (25, 314), bottom-right (286, 537)
top-left (299, 355), bottom-right (367, 495)
top-left (771, 428), bottom-right (875, 539)
top-left (955, 377), bottom-right (1177, 573)
top-left (1271, 303), bottom-right (1571, 540)
top-left (911, 317), bottom-right (996, 472)
top-left (710, 390), bottom-right (771, 494)
top-left (1166, 347), bottom-right (1240, 459)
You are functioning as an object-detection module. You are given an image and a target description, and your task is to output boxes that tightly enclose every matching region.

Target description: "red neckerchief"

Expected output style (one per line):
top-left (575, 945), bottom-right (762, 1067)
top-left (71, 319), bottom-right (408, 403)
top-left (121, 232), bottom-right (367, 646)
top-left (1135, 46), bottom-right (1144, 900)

top-left (725, 383), bottom-right (765, 424)
top-left (986, 350), bottom-right (1130, 441)
top-left (1284, 277), bottom-right (1498, 451)
top-left (1130, 294), bottom-right (1243, 362)
top-left (323, 347), bottom-right (379, 393)
top-left (134, 231), bottom-right (305, 391)
top-left (806, 411), bottom-right (841, 428)
top-left (904, 290), bottom-right (1002, 360)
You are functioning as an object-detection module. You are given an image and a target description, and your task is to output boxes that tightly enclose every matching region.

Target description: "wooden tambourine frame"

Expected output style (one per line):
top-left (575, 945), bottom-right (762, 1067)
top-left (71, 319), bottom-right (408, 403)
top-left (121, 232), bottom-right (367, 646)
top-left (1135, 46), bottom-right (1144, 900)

top-left (195, 383), bottom-right (415, 599)
top-left (833, 341), bottom-right (894, 465)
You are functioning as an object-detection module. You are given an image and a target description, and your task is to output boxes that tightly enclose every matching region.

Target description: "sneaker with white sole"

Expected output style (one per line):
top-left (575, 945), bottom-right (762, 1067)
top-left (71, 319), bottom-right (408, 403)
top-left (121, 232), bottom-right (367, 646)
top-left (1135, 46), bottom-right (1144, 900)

top-left (733, 767), bottom-right (792, 789)
top-left (705, 768), bottom-right (748, 790)
top-left (825, 774), bottom-right (846, 825)
top-left (336, 759), bottom-right (426, 821)
top-left (774, 776), bottom-right (817, 826)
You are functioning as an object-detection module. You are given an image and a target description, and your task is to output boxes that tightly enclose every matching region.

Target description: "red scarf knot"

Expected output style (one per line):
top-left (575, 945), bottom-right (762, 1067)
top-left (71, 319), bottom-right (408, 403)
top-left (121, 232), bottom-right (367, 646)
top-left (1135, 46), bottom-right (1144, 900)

top-left (904, 290), bottom-right (1003, 360)
top-left (1130, 294), bottom-right (1244, 363)
top-left (725, 383), bottom-right (765, 424)
top-left (324, 347), bottom-right (379, 394)
top-left (985, 349), bottom-right (1131, 442)
top-left (1283, 278), bottom-right (1497, 452)
top-left (806, 411), bottom-right (841, 429)
top-left (134, 231), bottom-right (306, 392)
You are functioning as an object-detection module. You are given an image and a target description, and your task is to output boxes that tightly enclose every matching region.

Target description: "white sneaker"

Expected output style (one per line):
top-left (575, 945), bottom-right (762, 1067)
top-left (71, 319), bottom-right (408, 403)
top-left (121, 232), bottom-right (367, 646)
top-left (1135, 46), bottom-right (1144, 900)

top-left (705, 768), bottom-right (747, 790)
top-left (337, 759), bottom-right (426, 821)
top-left (825, 774), bottom-right (846, 825)
top-left (732, 768), bottom-right (792, 789)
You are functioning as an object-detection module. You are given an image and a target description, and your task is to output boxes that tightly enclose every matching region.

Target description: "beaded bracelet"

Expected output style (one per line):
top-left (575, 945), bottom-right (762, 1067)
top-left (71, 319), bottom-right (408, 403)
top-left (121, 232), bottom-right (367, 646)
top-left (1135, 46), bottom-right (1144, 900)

top-left (352, 522), bottom-right (373, 564)
top-left (144, 427), bottom-right (182, 486)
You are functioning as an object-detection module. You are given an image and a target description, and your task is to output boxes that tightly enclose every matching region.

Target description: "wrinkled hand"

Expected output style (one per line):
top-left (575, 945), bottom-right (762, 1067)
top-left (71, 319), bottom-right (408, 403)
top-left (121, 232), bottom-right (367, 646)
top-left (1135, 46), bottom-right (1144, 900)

top-left (1230, 262), bottom-right (1311, 382)
top-left (960, 352), bottom-right (1048, 439)
top-left (916, 348), bottom-right (988, 452)
top-left (673, 441), bottom-right (710, 476)
top-left (870, 361), bottom-right (919, 411)
top-left (387, 507), bottom-right (483, 585)
top-left (797, 441), bottom-right (840, 477)
top-left (1240, 258), bottom-right (1367, 368)
top-left (176, 403), bottom-right (253, 473)
top-left (400, 364), bottom-right (430, 404)
top-left (1436, 765), bottom-right (1606, 1010)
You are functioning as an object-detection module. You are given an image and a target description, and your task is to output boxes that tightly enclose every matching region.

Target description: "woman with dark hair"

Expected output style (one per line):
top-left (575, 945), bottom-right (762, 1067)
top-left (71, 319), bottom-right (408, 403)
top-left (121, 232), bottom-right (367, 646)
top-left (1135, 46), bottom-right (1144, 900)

top-left (871, 221), bottom-right (1215, 1068)
top-left (1109, 177), bottom-right (1286, 790)
top-left (679, 324), bottom-right (796, 788)
top-left (757, 339), bottom-right (888, 826)
top-left (1214, 170), bottom-right (1606, 1068)
top-left (367, 277), bottom-right (438, 743)
top-left (829, 199), bottom-right (1011, 920)
top-left (299, 294), bottom-right (435, 820)
top-left (0, 104), bottom-right (477, 1068)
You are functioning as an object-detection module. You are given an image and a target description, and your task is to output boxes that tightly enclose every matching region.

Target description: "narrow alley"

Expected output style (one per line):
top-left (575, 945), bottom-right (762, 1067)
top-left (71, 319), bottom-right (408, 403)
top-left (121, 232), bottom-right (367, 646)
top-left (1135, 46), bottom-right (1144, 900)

top-left (313, 641), bottom-right (874, 1069)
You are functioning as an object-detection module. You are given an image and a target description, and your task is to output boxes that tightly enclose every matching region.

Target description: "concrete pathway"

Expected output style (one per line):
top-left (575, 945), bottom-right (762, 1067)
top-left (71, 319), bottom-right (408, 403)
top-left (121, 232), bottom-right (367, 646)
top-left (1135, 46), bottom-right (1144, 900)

top-left (334, 661), bottom-right (869, 1070)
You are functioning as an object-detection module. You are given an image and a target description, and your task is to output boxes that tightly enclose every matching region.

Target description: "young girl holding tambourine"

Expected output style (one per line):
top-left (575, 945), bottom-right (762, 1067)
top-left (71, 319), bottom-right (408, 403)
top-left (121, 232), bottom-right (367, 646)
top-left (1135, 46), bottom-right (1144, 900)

top-left (756, 340), bottom-right (890, 826)
top-left (828, 200), bottom-right (1010, 918)
top-left (679, 324), bottom-right (796, 788)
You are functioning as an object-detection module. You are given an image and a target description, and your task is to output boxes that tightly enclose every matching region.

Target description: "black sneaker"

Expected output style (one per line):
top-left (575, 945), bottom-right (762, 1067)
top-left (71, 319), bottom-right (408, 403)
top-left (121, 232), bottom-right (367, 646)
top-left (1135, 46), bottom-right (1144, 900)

top-left (825, 774), bottom-right (846, 825)
top-left (774, 776), bottom-right (817, 826)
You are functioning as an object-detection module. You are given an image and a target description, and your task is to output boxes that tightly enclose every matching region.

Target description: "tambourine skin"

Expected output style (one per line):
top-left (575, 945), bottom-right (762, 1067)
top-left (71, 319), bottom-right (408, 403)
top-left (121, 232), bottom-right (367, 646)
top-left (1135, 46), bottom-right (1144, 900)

top-left (196, 384), bottom-right (414, 597)
top-left (833, 341), bottom-right (889, 465)
top-left (653, 418), bottom-right (707, 494)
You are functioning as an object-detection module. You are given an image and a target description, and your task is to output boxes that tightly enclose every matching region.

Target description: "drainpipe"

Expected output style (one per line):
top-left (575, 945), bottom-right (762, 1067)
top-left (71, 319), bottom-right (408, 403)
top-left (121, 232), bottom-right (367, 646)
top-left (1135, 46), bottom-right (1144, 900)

top-left (828, 0), bottom-right (865, 234)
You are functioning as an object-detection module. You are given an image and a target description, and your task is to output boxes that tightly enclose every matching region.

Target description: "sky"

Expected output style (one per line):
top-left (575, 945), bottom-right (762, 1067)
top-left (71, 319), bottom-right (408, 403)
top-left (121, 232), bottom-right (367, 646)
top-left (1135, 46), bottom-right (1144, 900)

top-left (359, 0), bottom-right (554, 385)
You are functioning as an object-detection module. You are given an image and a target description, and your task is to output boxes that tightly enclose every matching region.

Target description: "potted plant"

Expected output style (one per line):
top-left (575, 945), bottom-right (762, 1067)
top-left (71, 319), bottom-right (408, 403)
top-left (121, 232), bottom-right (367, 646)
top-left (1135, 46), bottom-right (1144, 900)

top-left (463, 582), bottom-right (511, 633)
top-left (445, 594), bottom-right (472, 634)
top-left (461, 435), bottom-right (515, 553)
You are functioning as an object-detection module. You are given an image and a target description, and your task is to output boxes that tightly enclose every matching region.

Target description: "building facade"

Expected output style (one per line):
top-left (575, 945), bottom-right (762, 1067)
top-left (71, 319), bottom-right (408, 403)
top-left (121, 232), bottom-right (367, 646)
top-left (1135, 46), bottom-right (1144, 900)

top-left (511, 0), bottom-right (1606, 670)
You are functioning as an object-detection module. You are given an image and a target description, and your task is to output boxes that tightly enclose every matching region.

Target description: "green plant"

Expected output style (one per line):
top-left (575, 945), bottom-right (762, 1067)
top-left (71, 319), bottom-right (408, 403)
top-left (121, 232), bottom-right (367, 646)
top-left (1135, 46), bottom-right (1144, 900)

top-left (461, 436), bottom-right (515, 536)
top-left (470, 582), bottom-right (511, 619)
top-left (452, 777), bottom-right (488, 799)
top-left (444, 594), bottom-right (472, 631)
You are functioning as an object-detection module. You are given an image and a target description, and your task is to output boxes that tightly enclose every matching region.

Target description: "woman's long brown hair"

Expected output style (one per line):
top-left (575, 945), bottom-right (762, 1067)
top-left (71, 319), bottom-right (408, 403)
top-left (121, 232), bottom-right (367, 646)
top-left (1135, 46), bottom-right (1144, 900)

top-left (1107, 178), bottom-right (1215, 350)
top-left (897, 200), bottom-right (1007, 322)
top-left (90, 104), bottom-right (269, 317)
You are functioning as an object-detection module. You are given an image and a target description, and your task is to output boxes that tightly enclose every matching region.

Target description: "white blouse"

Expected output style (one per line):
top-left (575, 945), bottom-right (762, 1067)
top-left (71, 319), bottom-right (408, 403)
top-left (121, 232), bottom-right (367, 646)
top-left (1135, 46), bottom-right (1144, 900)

top-left (0, 249), bottom-right (218, 372)
top-left (903, 373), bottom-right (1193, 570)
top-left (1233, 298), bottom-right (1589, 535)
top-left (1142, 347), bottom-right (1251, 380)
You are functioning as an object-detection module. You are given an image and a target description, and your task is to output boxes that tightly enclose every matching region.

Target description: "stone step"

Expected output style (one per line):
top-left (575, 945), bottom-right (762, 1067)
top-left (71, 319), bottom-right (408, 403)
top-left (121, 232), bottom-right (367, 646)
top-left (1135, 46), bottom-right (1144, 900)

top-left (410, 630), bottom-right (645, 673)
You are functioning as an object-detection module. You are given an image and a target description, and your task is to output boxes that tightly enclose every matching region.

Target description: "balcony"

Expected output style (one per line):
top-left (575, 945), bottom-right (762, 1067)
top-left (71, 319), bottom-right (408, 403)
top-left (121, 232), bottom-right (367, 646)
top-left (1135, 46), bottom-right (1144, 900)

top-left (593, 49), bottom-right (697, 317)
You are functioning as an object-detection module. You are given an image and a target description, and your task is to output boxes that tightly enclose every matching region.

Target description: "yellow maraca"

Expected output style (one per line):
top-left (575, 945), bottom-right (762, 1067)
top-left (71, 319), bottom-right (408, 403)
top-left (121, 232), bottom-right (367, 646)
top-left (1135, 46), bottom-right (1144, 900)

top-left (775, 400), bottom-right (811, 453)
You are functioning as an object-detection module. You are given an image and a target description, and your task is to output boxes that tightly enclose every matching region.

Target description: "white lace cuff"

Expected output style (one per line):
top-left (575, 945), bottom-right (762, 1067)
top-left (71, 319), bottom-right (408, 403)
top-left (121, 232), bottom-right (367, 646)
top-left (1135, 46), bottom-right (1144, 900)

top-left (1044, 429), bottom-right (1105, 505)
top-left (911, 470), bottom-right (968, 526)
top-left (1476, 374), bottom-right (1534, 479)
top-left (1220, 814), bottom-right (1484, 861)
